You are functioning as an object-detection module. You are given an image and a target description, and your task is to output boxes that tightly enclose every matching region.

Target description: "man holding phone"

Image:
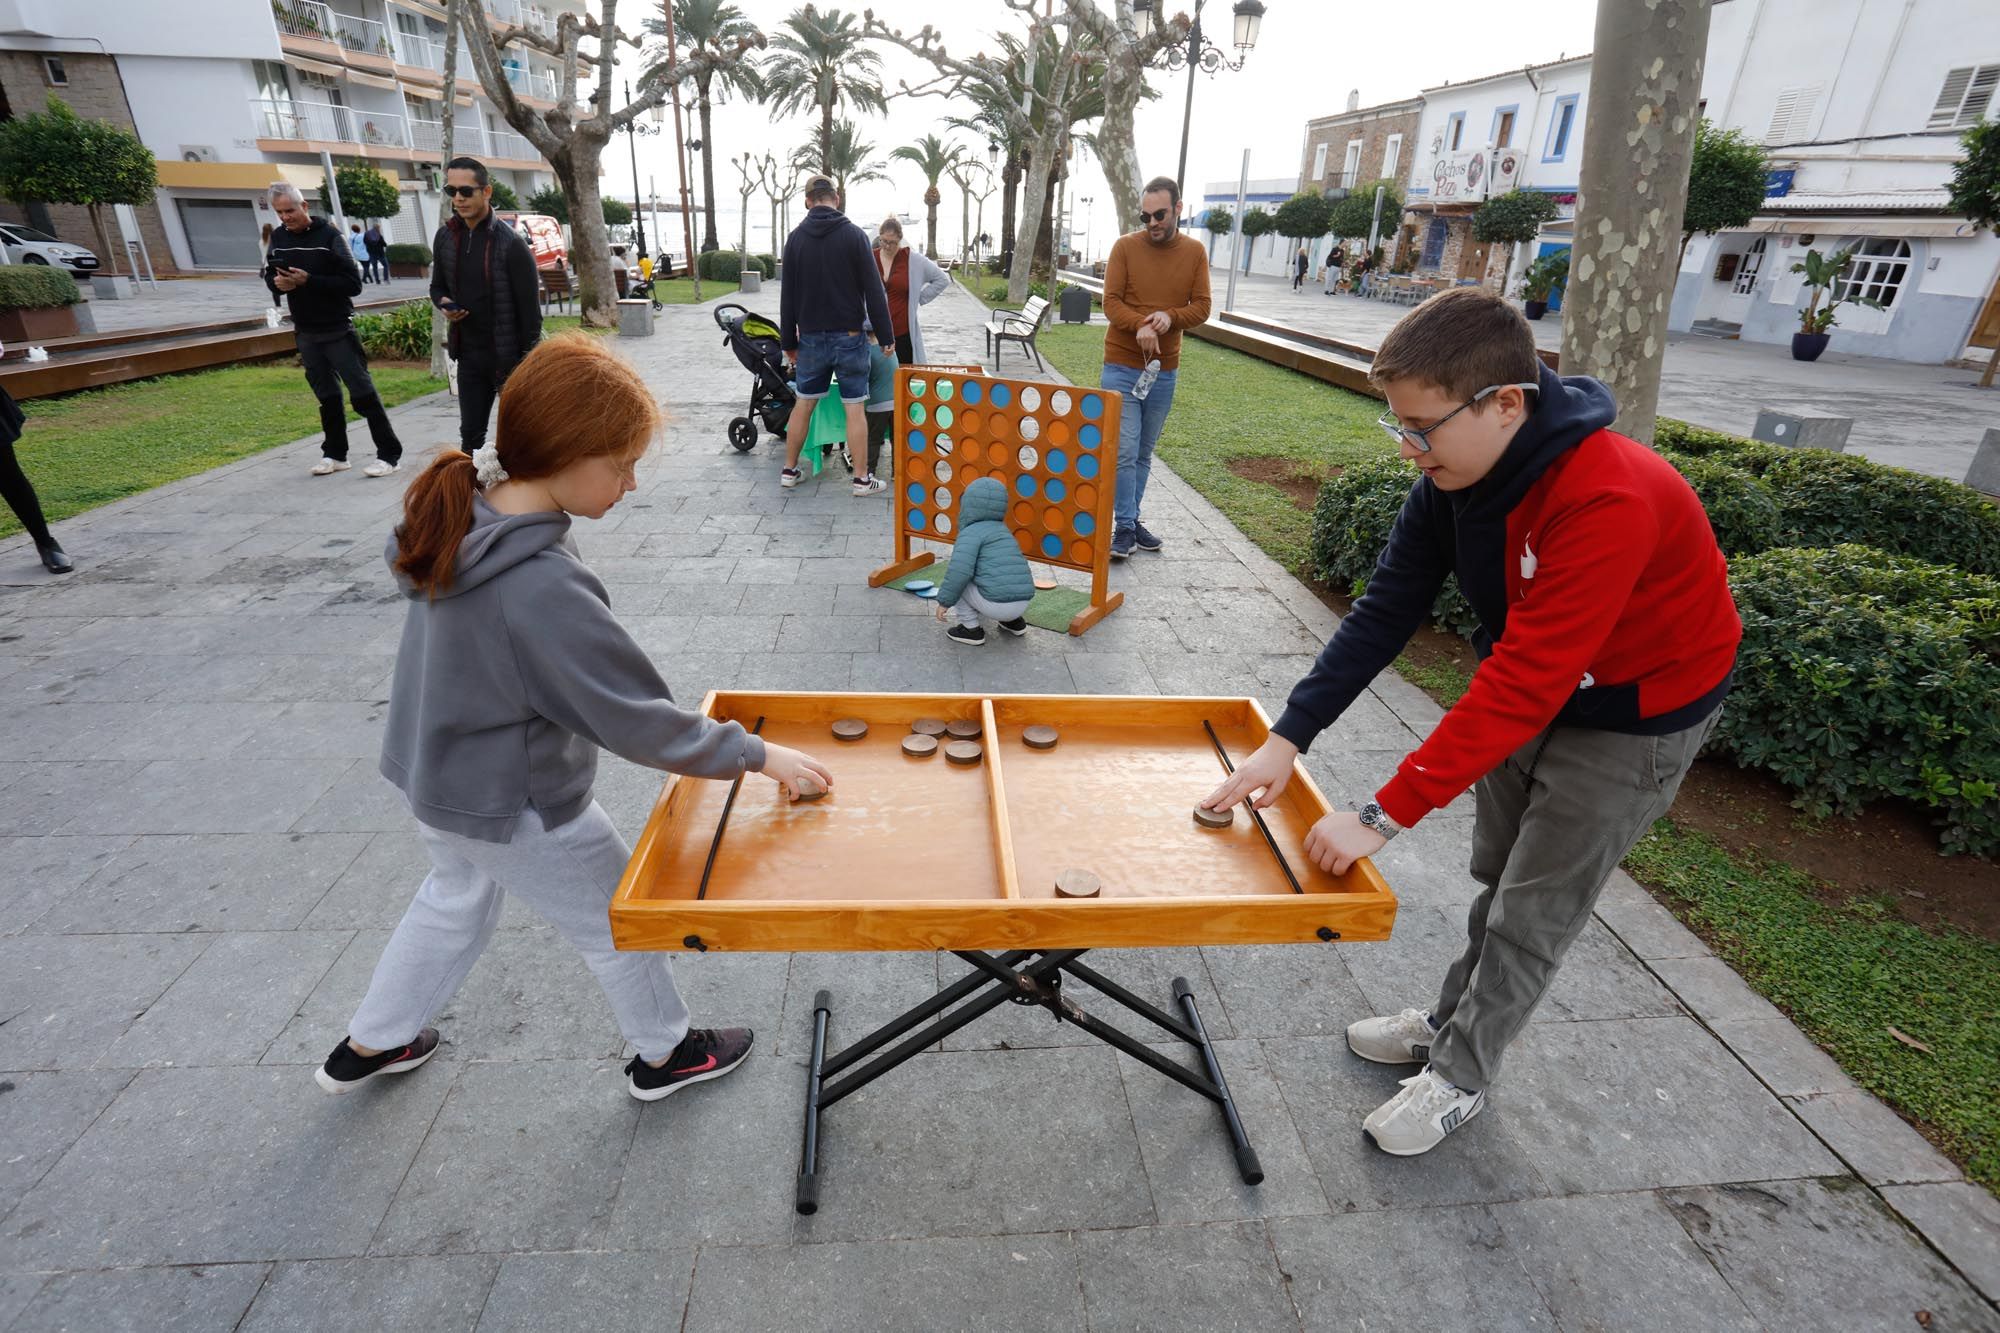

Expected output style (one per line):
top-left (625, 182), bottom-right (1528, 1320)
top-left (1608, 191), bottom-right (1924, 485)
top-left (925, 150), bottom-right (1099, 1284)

top-left (264, 181), bottom-right (404, 478)
top-left (429, 156), bottom-right (542, 453)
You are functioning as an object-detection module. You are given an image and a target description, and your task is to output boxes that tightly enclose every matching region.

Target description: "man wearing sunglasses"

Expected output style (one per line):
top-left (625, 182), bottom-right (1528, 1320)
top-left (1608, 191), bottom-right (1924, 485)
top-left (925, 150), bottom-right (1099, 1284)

top-left (430, 156), bottom-right (543, 453)
top-left (1204, 288), bottom-right (1740, 1159)
top-left (1099, 176), bottom-right (1212, 559)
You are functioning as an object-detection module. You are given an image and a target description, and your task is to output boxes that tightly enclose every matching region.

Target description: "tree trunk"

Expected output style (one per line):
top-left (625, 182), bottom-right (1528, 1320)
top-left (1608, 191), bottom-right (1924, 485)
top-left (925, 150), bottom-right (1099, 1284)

top-left (1007, 45), bottom-right (1075, 305)
top-left (1558, 0), bottom-right (1714, 447)
top-left (959, 183), bottom-right (970, 266)
top-left (820, 100), bottom-right (833, 178)
top-left (554, 141), bottom-right (617, 328)
top-left (1096, 53), bottom-right (1145, 231)
top-left (999, 152), bottom-right (1021, 273)
top-left (1983, 337), bottom-right (1999, 390)
top-left (431, 0), bottom-right (461, 378)
top-left (1032, 163), bottom-right (1059, 272)
top-left (86, 204), bottom-right (117, 279)
top-left (698, 86), bottom-right (720, 253)
top-left (925, 185), bottom-right (940, 257)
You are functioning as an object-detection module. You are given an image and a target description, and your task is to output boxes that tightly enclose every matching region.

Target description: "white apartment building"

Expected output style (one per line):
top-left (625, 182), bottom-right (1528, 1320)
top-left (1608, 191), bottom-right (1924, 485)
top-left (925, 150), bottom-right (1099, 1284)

top-left (0, 0), bottom-right (571, 272)
top-left (1193, 176), bottom-right (1304, 279)
top-left (1671, 0), bottom-right (2000, 365)
top-left (1399, 54), bottom-right (1593, 302)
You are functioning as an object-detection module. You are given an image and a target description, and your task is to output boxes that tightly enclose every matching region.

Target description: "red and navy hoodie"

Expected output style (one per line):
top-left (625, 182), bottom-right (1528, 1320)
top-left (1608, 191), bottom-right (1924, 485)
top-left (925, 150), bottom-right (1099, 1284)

top-left (1272, 360), bottom-right (1741, 829)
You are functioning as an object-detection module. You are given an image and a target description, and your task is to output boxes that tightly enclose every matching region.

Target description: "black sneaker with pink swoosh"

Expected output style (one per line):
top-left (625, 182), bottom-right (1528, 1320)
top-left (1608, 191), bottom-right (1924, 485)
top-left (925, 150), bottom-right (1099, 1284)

top-left (625, 1027), bottom-right (755, 1102)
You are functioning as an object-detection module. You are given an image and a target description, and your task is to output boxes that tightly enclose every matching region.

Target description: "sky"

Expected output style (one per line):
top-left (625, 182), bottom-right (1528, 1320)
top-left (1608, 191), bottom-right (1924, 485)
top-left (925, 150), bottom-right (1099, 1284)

top-left (594, 0), bottom-right (1602, 260)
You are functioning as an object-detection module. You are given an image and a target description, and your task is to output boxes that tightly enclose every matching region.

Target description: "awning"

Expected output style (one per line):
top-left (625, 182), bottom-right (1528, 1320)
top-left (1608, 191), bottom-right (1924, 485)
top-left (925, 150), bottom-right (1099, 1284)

top-left (346, 69), bottom-right (399, 91)
top-left (402, 83), bottom-right (441, 100)
top-left (153, 160), bottom-right (288, 191)
top-left (1745, 216), bottom-right (1978, 239)
top-left (275, 163), bottom-right (329, 189)
top-left (284, 54), bottom-right (345, 78)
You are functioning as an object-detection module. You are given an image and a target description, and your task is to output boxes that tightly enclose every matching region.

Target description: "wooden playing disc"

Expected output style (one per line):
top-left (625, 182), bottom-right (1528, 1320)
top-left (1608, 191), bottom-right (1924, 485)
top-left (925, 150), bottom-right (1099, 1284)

top-left (910, 717), bottom-right (948, 737)
top-left (1022, 725), bottom-right (1059, 751)
top-left (831, 718), bottom-right (869, 741)
top-left (1054, 867), bottom-right (1101, 898)
top-left (901, 734), bottom-right (940, 758)
top-left (945, 718), bottom-right (982, 740)
top-left (792, 774), bottom-right (828, 802)
top-left (944, 739), bottom-right (983, 765)
top-left (1193, 804), bottom-right (1236, 829)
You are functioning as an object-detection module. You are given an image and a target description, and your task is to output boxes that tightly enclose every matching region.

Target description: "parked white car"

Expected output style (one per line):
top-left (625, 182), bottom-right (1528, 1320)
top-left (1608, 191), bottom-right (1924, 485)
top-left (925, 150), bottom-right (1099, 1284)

top-left (0, 222), bottom-right (101, 278)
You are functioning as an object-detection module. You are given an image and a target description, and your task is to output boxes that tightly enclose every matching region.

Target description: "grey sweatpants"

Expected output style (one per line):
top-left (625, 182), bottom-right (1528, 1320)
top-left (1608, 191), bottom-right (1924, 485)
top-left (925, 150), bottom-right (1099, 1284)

top-left (1426, 710), bottom-right (1721, 1092)
top-left (348, 801), bottom-right (690, 1063)
top-left (952, 586), bottom-right (1032, 629)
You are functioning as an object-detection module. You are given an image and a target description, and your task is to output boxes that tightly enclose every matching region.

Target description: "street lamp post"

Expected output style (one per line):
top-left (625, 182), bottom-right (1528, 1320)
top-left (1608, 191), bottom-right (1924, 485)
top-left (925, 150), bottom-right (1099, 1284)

top-left (1130, 0), bottom-right (1266, 198)
top-left (1079, 194), bottom-right (1093, 267)
top-left (621, 80), bottom-right (664, 260)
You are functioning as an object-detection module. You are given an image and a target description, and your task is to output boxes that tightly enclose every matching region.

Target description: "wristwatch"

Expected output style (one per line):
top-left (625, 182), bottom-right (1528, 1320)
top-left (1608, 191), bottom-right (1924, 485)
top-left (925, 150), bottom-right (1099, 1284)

top-left (1356, 801), bottom-right (1403, 841)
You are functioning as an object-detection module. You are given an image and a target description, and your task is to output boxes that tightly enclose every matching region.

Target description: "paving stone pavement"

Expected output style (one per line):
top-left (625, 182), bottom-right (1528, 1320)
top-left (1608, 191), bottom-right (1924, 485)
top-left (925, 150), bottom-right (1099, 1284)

top-left (0, 279), bottom-right (1993, 1331)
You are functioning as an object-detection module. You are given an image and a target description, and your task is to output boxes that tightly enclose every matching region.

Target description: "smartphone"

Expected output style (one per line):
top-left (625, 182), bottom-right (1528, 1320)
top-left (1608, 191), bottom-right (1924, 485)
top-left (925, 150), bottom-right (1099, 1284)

top-left (438, 298), bottom-right (464, 313)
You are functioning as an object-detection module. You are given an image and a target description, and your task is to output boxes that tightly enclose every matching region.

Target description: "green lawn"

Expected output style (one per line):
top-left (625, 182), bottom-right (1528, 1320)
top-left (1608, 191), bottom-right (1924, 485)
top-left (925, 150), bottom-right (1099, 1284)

top-left (3, 362), bottom-right (443, 540)
top-left (1628, 822), bottom-right (2000, 1190)
top-left (1036, 322), bottom-right (1392, 573)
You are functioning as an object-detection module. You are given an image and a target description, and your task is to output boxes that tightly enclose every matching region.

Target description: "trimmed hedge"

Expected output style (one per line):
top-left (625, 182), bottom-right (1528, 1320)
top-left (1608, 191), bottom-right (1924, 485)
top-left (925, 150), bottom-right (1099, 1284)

top-left (696, 249), bottom-right (770, 281)
top-left (384, 242), bottom-right (431, 265)
top-left (1720, 545), bottom-right (2000, 856)
top-left (1658, 451), bottom-right (1784, 556)
top-left (754, 252), bottom-right (776, 276)
top-left (1307, 454), bottom-right (1479, 638)
top-left (0, 265), bottom-right (81, 310)
top-left (352, 300), bottom-right (434, 361)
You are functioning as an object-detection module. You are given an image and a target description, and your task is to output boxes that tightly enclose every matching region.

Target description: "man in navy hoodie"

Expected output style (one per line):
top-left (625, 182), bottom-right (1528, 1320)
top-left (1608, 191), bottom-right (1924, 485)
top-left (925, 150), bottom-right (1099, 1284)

top-left (776, 176), bottom-right (895, 492)
top-left (1205, 288), bottom-right (1740, 1158)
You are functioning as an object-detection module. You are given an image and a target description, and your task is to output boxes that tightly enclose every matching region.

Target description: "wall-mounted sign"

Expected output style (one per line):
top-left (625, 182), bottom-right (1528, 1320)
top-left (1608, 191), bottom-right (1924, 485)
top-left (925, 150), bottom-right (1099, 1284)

top-left (1765, 168), bottom-right (1796, 198)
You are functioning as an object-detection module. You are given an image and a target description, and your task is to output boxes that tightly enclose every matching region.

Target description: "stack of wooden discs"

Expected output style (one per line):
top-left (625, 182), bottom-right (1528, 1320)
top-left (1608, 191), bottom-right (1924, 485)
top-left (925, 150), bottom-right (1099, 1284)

top-left (910, 718), bottom-right (948, 737)
top-left (1193, 804), bottom-right (1235, 829)
top-left (945, 718), bottom-right (982, 741)
top-left (1021, 725), bottom-right (1059, 751)
top-left (831, 718), bottom-right (869, 741)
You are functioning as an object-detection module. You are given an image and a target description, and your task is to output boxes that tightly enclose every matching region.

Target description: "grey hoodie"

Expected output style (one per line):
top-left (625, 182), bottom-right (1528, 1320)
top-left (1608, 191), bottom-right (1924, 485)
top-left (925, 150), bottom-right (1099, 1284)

top-left (379, 496), bottom-right (766, 842)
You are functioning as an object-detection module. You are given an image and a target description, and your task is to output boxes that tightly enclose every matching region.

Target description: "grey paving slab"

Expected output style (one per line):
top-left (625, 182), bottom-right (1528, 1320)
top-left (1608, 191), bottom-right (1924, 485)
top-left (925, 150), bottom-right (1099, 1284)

top-left (259, 927), bottom-right (394, 1065)
top-left (1535, 918), bottom-right (1683, 1023)
top-left (31, 832), bottom-right (368, 935)
top-left (284, 757), bottom-right (412, 833)
top-left (1119, 1038), bottom-right (1328, 1224)
top-left (1492, 1191), bottom-right (1759, 1332)
top-left (1784, 1090), bottom-right (1965, 1187)
top-left (0, 1274), bottom-right (40, 1330)
top-left (733, 650), bottom-right (857, 691)
top-left (1078, 1221), bottom-right (1300, 1333)
top-left (1662, 1178), bottom-right (1995, 1331)
top-left (0, 834), bottom-right (129, 935)
top-left (1879, 1182), bottom-right (2000, 1305)
top-left (1271, 1206), bottom-right (1558, 1332)
top-left (101, 930), bottom-right (349, 1069)
top-left (1271, 1036), bottom-right (1554, 1214)
top-left (9, 1262), bottom-right (271, 1333)
top-left (372, 1060), bottom-right (638, 1256)
top-left (777, 950), bottom-right (942, 1059)
top-left (684, 1233), bottom-right (1083, 1333)
top-left (241, 1254), bottom-right (499, 1332)
top-left (0, 932), bottom-right (208, 1070)
top-left (1649, 954), bottom-right (1789, 1023)
top-left (1706, 1017), bottom-right (1857, 1098)
top-left (1064, 651), bottom-right (1162, 694)
top-left (476, 1250), bottom-right (694, 1333)
top-left (233, 700), bottom-right (389, 761)
top-left (847, 649), bottom-right (965, 693)
top-left (0, 1063), bottom-right (456, 1268)
top-left (298, 827), bottom-right (444, 932)
top-left (54, 758), bottom-right (353, 836)
top-left (0, 1068), bottom-right (134, 1213)
top-left (425, 928), bottom-right (631, 1064)
top-left (1590, 870), bottom-right (1714, 960)
top-left (1326, 904), bottom-right (1462, 1022)
top-left (1199, 943), bottom-right (1371, 1040)
top-left (1500, 1016), bottom-right (1845, 1193)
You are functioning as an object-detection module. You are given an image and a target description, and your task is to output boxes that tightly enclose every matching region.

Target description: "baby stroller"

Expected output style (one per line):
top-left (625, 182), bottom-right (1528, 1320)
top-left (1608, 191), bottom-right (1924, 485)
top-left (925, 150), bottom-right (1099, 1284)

top-left (715, 302), bottom-right (796, 454)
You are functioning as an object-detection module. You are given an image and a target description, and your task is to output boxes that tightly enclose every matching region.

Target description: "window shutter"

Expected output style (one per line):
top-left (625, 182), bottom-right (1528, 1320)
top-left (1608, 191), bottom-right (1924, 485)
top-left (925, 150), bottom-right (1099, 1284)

top-left (1931, 68), bottom-right (1975, 128)
top-left (1766, 85), bottom-right (1821, 144)
top-left (1960, 66), bottom-right (2000, 126)
top-left (1766, 89), bottom-right (1798, 143)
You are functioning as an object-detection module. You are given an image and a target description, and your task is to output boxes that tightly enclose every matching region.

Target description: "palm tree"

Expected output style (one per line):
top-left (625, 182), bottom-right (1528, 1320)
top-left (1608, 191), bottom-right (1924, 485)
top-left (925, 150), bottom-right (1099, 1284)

top-left (792, 120), bottom-right (887, 202)
top-left (763, 6), bottom-right (886, 177)
top-left (646, 0), bottom-right (762, 255)
top-left (890, 134), bottom-right (964, 256)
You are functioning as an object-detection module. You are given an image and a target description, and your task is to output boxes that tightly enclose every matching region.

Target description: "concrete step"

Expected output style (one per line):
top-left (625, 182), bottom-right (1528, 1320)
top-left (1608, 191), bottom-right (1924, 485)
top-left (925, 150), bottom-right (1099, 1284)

top-left (1690, 319), bottom-right (1742, 339)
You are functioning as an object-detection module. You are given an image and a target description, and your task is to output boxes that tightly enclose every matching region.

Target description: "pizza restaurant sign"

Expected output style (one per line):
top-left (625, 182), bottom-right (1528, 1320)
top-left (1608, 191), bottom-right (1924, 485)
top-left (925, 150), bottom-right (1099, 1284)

top-left (1431, 149), bottom-right (1492, 203)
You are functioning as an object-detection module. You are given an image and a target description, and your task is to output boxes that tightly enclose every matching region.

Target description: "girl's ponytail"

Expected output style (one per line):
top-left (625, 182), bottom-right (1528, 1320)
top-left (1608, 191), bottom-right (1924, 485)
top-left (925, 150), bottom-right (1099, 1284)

top-left (393, 450), bottom-right (479, 597)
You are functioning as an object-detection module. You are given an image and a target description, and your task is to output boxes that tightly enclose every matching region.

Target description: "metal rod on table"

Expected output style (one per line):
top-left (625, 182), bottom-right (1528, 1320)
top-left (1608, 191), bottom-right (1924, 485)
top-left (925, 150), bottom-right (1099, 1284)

top-left (1202, 719), bottom-right (1306, 895)
top-left (695, 715), bottom-right (765, 901)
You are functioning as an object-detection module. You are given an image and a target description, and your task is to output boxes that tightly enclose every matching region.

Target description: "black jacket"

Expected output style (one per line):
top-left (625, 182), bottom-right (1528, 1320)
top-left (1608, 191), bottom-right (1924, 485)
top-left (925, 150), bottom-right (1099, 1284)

top-left (778, 205), bottom-right (893, 353)
top-left (263, 216), bottom-right (362, 334)
top-left (431, 212), bottom-right (542, 368)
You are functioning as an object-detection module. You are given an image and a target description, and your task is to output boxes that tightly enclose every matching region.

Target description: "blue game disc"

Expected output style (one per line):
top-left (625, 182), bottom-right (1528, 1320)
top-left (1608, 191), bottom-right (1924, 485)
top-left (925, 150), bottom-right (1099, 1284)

top-left (905, 580), bottom-right (936, 594)
top-left (915, 586), bottom-right (939, 599)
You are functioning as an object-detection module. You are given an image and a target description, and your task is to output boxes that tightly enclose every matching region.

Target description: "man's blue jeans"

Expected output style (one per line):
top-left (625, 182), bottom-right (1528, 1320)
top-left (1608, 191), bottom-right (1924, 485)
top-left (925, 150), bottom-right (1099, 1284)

top-left (1101, 361), bottom-right (1178, 534)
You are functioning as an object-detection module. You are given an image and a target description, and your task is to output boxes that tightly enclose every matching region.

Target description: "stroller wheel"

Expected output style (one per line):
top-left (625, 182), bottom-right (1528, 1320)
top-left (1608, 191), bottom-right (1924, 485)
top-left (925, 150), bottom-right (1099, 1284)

top-left (727, 418), bottom-right (758, 452)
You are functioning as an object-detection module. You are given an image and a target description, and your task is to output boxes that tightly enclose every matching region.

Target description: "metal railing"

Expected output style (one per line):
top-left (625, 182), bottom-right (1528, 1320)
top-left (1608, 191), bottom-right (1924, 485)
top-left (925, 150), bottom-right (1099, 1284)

top-left (487, 128), bottom-right (537, 160)
top-left (502, 64), bottom-right (558, 100)
top-left (484, 0), bottom-right (525, 26)
top-left (526, 6), bottom-right (557, 37)
top-left (277, 1), bottom-right (394, 59)
top-left (392, 29), bottom-right (443, 71)
top-left (252, 97), bottom-right (410, 150)
top-left (408, 118), bottom-right (489, 156)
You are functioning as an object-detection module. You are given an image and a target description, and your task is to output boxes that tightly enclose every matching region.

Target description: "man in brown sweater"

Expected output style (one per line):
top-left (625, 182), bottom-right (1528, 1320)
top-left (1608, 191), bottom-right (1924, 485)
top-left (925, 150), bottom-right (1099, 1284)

top-left (1100, 175), bottom-right (1213, 559)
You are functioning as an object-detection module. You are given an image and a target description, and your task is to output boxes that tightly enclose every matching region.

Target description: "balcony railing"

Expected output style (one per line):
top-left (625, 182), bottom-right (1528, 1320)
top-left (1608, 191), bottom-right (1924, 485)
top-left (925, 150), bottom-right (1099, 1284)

top-left (278, 1), bottom-right (394, 60)
top-left (393, 29), bottom-right (444, 72)
top-left (484, 0), bottom-right (525, 26)
top-left (487, 128), bottom-right (537, 161)
top-left (252, 97), bottom-right (410, 150)
top-left (408, 118), bottom-right (489, 156)
top-left (502, 63), bottom-right (558, 100)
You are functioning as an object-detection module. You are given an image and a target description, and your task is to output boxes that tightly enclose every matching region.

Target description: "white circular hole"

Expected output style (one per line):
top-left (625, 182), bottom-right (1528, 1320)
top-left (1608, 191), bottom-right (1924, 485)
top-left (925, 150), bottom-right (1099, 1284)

top-left (934, 485), bottom-right (952, 508)
top-left (935, 513), bottom-right (954, 535)
top-left (1019, 416), bottom-right (1041, 442)
top-left (1050, 389), bottom-right (1073, 415)
top-left (1017, 445), bottom-right (1040, 470)
top-left (935, 460), bottom-right (953, 483)
top-left (936, 434), bottom-right (954, 455)
top-left (1020, 386), bottom-right (1043, 413)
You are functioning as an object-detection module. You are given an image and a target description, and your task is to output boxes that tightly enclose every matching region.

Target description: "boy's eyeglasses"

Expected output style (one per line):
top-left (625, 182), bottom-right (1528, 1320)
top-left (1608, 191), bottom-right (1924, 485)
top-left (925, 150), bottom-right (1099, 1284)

top-left (1377, 382), bottom-right (1539, 454)
top-left (1138, 207), bottom-right (1172, 224)
top-left (443, 185), bottom-right (484, 199)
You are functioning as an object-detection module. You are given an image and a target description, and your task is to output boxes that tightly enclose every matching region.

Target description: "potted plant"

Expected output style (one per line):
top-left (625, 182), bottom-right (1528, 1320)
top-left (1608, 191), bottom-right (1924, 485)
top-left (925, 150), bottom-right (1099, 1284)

top-left (384, 242), bottom-right (431, 278)
top-left (1788, 246), bottom-right (1873, 362)
top-left (0, 265), bottom-right (82, 342)
top-left (1517, 247), bottom-right (1571, 321)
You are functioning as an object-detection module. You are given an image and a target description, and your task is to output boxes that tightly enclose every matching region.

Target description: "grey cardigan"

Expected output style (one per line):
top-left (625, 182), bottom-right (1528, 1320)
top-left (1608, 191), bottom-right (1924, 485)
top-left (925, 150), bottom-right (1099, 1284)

top-left (379, 496), bottom-right (765, 842)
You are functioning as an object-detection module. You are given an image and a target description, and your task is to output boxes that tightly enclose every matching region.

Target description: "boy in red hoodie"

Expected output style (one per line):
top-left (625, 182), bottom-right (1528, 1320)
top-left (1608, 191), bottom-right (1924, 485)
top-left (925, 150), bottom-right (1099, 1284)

top-left (1204, 288), bottom-right (1740, 1156)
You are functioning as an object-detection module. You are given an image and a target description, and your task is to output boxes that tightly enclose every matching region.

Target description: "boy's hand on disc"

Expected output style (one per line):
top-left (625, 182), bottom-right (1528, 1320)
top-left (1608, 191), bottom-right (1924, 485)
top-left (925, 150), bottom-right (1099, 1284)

top-left (761, 743), bottom-right (833, 802)
top-left (1202, 735), bottom-right (1298, 812)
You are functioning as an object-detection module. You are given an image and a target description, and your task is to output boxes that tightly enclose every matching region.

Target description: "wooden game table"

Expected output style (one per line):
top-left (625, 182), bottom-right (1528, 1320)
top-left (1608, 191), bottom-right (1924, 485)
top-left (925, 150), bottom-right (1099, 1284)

top-left (612, 691), bottom-right (1399, 1214)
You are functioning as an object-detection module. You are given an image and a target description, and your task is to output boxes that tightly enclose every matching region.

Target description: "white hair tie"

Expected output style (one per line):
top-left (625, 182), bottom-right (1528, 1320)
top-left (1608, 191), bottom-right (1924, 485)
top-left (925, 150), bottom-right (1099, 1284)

top-left (471, 443), bottom-right (509, 487)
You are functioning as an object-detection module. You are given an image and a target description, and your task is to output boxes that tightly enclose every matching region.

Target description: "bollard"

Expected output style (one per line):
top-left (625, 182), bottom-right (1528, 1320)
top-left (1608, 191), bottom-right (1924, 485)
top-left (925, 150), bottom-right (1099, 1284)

top-left (616, 298), bottom-right (654, 338)
top-left (740, 267), bottom-right (762, 294)
top-left (1752, 410), bottom-right (1851, 452)
top-left (1967, 428), bottom-right (2000, 498)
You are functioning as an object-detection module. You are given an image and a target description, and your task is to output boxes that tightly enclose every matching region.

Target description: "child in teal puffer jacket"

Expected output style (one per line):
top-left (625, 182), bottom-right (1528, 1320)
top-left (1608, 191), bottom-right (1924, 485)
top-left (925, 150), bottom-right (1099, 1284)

top-left (935, 476), bottom-right (1035, 645)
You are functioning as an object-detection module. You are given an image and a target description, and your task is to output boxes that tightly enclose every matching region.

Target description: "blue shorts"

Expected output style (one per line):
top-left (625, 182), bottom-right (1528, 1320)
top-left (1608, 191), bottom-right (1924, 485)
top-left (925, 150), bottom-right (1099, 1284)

top-left (793, 330), bottom-right (872, 402)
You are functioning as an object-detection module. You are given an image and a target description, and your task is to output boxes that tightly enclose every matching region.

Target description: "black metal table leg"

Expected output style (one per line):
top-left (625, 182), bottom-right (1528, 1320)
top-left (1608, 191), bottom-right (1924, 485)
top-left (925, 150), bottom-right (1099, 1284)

top-left (1175, 976), bottom-right (1263, 1184)
top-left (796, 988), bottom-right (831, 1215)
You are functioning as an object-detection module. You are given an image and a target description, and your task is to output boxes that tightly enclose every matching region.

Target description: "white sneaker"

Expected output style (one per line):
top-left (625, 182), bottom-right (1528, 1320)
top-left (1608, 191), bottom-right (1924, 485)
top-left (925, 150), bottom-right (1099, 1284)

top-left (1347, 1008), bottom-right (1437, 1065)
top-left (780, 467), bottom-right (803, 489)
top-left (1362, 1066), bottom-right (1485, 1156)
top-left (310, 458), bottom-right (351, 476)
top-left (851, 474), bottom-right (886, 496)
top-left (362, 460), bottom-right (400, 478)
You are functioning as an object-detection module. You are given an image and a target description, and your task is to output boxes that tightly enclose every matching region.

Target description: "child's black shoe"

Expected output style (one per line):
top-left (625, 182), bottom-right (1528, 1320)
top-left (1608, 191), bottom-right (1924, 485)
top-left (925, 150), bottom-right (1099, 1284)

top-left (947, 623), bottom-right (986, 646)
top-left (998, 617), bottom-right (1028, 637)
top-left (315, 1028), bottom-right (440, 1094)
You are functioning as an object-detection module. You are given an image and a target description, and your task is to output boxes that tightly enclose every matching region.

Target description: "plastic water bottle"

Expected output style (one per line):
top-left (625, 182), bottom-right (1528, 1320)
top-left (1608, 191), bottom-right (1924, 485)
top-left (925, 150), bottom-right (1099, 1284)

top-left (1133, 357), bottom-right (1162, 402)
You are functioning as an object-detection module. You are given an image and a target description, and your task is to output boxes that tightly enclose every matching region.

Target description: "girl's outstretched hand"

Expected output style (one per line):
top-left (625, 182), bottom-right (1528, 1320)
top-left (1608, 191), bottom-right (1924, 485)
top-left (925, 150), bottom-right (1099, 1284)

top-left (760, 742), bottom-right (834, 802)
